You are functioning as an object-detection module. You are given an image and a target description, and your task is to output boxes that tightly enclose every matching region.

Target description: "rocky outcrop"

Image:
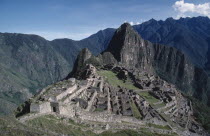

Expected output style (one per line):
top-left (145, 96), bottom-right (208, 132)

top-left (152, 44), bottom-right (209, 104)
top-left (104, 23), bottom-right (154, 73)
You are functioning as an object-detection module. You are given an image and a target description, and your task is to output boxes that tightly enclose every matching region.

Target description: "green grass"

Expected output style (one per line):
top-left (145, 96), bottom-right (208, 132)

top-left (97, 70), bottom-right (139, 90)
top-left (137, 92), bottom-right (159, 104)
top-left (0, 115), bottom-right (177, 136)
top-left (27, 115), bottom-right (168, 136)
top-left (147, 123), bottom-right (171, 130)
top-left (99, 129), bottom-right (173, 136)
top-left (184, 95), bottom-right (210, 133)
top-left (139, 128), bottom-right (177, 136)
top-left (0, 116), bottom-right (45, 136)
top-left (26, 115), bottom-right (95, 136)
top-left (153, 102), bottom-right (166, 109)
top-left (99, 129), bottom-right (139, 136)
top-left (130, 100), bottom-right (142, 119)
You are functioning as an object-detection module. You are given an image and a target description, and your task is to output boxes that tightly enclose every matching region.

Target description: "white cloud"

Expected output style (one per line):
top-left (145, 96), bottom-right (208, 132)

top-left (129, 22), bottom-right (134, 25)
top-left (173, 0), bottom-right (210, 18)
top-left (136, 22), bottom-right (140, 25)
top-left (124, 21), bottom-right (142, 25)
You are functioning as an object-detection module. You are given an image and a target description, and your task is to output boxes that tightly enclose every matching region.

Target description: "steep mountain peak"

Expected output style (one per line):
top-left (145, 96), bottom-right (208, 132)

top-left (105, 23), bottom-right (144, 63)
top-left (67, 48), bottom-right (93, 78)
top-left (118, 22), bottom-right (132, 30)
top-left (165, 17), bottom-right (175, 23)
top-left (147, 18), bottom-right (158, 24)
top-left (114, 22), bottom-right (137, 36)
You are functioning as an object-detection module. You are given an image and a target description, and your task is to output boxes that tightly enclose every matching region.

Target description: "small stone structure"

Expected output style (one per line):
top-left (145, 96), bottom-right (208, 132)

top-left (30, 102), bottom-right (51, 113)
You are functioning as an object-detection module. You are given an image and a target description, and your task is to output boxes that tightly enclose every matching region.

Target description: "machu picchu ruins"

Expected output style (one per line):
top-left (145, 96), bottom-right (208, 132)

top-left (16, 63), bottom-right (207, 136)
top-left (15, 23), bottom-right (210, 136)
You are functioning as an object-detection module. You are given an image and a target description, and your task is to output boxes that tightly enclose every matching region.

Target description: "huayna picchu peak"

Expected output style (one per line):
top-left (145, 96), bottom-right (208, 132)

top-left (15, 23), bottom-right (210, 136)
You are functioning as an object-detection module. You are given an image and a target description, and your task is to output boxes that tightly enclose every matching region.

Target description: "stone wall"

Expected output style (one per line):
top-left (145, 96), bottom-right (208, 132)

top-left (63, 86), bottom-right (87, 103)
top-left (77, 108), bottom-right (144, 124)
top-left (59, 104), bottom-right (76, 117)
top-left (56, 84), bottom-right (77, 100)
top-left (39, 102), bottom-right (51, 113)
top-left (30, 102), bottom-right (51, 113)
top-left (30, 103), bottom-right (40, 113)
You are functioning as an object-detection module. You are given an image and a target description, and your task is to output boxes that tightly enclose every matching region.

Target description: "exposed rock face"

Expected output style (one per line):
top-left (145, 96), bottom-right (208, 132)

top-left (152, 44), bottom-right (209, 103)
top-left (67, 48), bottom-right (101, 79)
top-left (105, 23), bottom-right (154, 73)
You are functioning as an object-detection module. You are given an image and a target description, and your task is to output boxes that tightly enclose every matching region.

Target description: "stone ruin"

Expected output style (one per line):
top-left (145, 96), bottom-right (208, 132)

top-left (24, 64), bottom-right (206, 135)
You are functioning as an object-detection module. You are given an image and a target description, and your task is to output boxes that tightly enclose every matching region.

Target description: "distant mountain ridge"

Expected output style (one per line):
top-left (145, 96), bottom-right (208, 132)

top-left (134, 16), bottom-right (210, 70)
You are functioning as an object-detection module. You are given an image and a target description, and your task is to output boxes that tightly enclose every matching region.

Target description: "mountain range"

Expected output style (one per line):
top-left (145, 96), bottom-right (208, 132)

top-left (14, 23), bottom-right (210, 136)
top-left (1, 16), bottom-right (210, 115)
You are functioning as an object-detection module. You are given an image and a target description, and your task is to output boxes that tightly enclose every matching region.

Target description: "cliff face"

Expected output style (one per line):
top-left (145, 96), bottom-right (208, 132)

top-left (152, 43), bottom-right (209, 103)
top-left (72, 23), bottom-right (210, 105)
top-left (105, 23), bottom-right (154, 73)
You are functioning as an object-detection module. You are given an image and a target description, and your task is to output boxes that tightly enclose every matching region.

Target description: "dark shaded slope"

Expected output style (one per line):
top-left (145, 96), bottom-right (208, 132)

top-left (134, 17), bottom-right (210, 69)
top-left (0, 33), bottom-right (70, 114)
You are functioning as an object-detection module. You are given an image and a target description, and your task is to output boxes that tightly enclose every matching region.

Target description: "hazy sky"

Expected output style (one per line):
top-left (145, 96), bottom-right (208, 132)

top-left (0, 0), bottom-right (209, 40)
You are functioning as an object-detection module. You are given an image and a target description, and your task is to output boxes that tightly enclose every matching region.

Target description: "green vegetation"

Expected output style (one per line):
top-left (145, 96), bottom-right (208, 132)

top-left (139, 128), bottom-right (177, 136)
top-left (130, 100), bottom-right (142, 119)
top-left (147, 123), bottom-right (171, 130)
top-left (99, 129), bottom-right (139, 136)
top-left (97, 70), bottom-right (139, 90)
top-left (137, 91), bottom-right (159, 104)
top-left (153, 102), bottom-right (166, 109)
top-left (86, 56), bottom-right (102, 67)
top-left (0, 116), bottom-right (45, 136)
top-left (26, 115), bottom-right (95, 136)
top-left (0, 64), bottom-right (40, 115)
top-left (185, 95), bottom-right (210, 133)
top-left (0, 114), bottom-right (178, 136)
top-left (100, 129), bottom-right (176, 136)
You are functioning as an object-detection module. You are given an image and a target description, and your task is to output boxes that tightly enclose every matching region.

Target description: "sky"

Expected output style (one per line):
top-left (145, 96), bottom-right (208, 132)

top-left (0, 0), bottom-right (210, 40)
